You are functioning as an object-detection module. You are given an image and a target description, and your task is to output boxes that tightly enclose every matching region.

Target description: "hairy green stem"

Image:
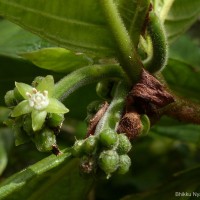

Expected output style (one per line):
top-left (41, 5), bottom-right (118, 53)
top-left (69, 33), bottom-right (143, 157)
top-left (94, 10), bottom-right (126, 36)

top-left (99, 0), bottom-right (142, 83)
top-left (54, 64), bottom-right (127, 100)
top-left (95, 81), bottom-right (129, 134)
top-left (144, 11), bottom-right (168, 73)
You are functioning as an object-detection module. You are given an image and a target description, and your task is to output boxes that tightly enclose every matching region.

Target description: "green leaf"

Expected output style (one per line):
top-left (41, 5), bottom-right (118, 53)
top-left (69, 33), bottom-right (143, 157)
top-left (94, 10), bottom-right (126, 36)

top-left (46, 98), bottom-right (69, 114)
top-left (0, 150), bottom-right (93, 200)
top-left (151, 117), bottom-right (200, 144)
top-left (0, 0), bottom-right (116, 57)
top-left (0, 20), bottom-right (52, 58)
top-left (164, 0), bottom-right (200, 43)
top-left (12, 100), bottom-right (32, 117)
top-left (21, 48), bottom-right (93, 73)
top-left (122, 165), bottom-right (200, 200)
top-left (31, 110), bottom-right (47, 131)
top-left (162, 59), bottom-right (200, 101)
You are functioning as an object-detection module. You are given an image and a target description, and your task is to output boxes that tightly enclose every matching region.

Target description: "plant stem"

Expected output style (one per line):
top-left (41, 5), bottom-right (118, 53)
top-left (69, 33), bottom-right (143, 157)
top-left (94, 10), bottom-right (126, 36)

top-left (160, 0), bottom-right (175, 23)
top-left (54, 64), bottom-right (128, 100)
top-left (99, 0), bottom-right (143, 83)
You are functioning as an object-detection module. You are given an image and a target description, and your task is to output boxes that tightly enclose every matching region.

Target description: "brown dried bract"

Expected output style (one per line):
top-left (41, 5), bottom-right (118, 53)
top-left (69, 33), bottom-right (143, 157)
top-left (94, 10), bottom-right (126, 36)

top-left (129, 69), bottom-right (174, 114)
top-left (87, 102), bottom-right (109, 136)
top-left (52, 144), bottom-right (62, 156)
top-left (117, 112), bottom-right (142, 139)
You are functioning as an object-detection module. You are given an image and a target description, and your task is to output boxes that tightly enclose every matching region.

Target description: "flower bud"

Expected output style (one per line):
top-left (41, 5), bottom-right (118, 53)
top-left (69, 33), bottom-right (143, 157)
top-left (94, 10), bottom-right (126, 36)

top-left (117, 134), bottom-right (132, 155)
top-left (98, 150), bottom-right (119, 175)
top-left (96, 80), bottom-right (114, 100)
top-left (83, 135), bottom-right (98, 155)
top-left (80, 156), bottom-right (95, 174)
top-left (33, 128), bottom-right (56, 152)
top-left (71, 139), bottom-right (85, 157)
top-left (32, 76), bottom-right (44, 88)
top-left (4, 90), bottom-right (16, 106)
top-left (99, 129), bottom-right (118, 149)
top-left (117, 155), bottom-right (131, 175)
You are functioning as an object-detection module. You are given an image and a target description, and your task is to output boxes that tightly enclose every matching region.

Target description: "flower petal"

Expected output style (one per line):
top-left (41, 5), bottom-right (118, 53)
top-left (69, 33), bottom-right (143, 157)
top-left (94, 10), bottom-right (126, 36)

top-left (15, 82), bottom-right (33, 100)
top-left (36, 75), bottom-right (54, 96)
top-left (11, 100), bottom-right (32, 117)
top-left (32, 110), bottom-right (47, 131)
top-left (46, 98), bottom-right (69, 114)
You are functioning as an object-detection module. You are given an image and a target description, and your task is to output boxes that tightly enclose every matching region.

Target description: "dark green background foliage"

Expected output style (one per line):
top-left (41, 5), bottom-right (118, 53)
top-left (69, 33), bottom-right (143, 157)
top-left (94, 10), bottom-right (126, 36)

top-left (0, 0), bottom-right (200, 199)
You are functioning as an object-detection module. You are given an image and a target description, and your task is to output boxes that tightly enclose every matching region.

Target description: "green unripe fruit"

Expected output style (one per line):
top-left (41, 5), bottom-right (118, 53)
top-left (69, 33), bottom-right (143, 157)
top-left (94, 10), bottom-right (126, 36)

top-left (98, 150), bottom-right (119, 175)
top-left (33, 128), bottom-right (56, 152)
top-left (47, 113), bottom-right (64, 128)
top-left (96, 80), bottom-right (114, 100)
top-left (99, 129), bottom-right (118, 148)
top-left (117, 134), bottom-right (132, 155)
top-left (117, 155), bottom-right (131, 175)
top-left (83, 136), bottom-right (98, 155)
top-left (13, 87), bottom-right (23, 102)
top-left (71, 139), bottom-right (85, 157)
top-left (4, 90), bottom-right (16, 106)
top-left (140, 115), bottom-right (150, 136)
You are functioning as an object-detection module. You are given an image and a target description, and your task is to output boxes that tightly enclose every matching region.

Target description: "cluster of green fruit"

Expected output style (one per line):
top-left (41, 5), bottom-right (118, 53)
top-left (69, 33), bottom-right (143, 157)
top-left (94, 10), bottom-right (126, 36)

top-left (72, 129), bottom-right (132, 178)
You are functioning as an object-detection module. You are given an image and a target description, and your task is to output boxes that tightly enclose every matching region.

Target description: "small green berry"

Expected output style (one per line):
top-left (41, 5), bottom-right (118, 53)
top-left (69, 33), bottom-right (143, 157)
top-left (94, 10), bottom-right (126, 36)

top-left (33, 128), bottom-right (56, 152)
top-left (83, 135), bottom-right (98, 155)
top-left (98, 150), bottom-right (119, 175)
top-left (117, 155), bottom-right (131, 175)
top-left (4, 90), bottom-right (16, 106)
top-left (71, 139), bottom-right (85, 157)
top-left (117, 134), bottom-right (132, 155)
top-left (99, 129), bottom-right (118, 148)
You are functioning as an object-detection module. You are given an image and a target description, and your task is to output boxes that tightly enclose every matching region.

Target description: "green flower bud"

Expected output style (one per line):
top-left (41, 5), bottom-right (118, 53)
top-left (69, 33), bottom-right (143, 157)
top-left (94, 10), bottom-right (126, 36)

top-left (117, 155), bottom-right (131, 175)
top-left (83, 135), bottom-right (98, 155)
top-left (98, 150), bottom-right (119, 175)
top-left (33, 128), bottom-right (56, 152)
top-left (99, 129), bottom-right (118, 149)
top-left (47, 113), bottom-right (64, 128)
top-left (4, 90), bottom-right (16, 106)
top-left (117, 134), bottom-right (132, 155)
top-left (71, 139), bottom-right (85, 157)
top-left (140, 115), bottom-right (150, 136)
top-left (13, 87), bottom-right (24, 102)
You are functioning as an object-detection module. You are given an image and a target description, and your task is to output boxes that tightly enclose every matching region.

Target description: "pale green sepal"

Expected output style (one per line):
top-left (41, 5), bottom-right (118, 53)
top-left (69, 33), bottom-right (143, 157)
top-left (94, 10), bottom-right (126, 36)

top-left (36, 75), bottom-right (54, 96)
top-left (11, 100), bottom-right (32, 117)
top-left (32, 110), bottom-right (47, 131)
top-left (15, 82), bottom-right (33, 100)
top-left (46, 98), bottom-right (69, 114)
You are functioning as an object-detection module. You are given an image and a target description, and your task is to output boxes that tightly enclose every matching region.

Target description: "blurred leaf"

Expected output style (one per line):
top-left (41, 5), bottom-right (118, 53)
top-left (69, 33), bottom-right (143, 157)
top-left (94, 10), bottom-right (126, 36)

top-left (0, 150), bottom-right (93, 200)
top-left (122, 165), bottom-right (200, 200)
top-left (0, 107), bottom-right (10, 124)
top-left (151, 117), bottom-right (200, 144)
top-left (164, 0), bottom-right (200, 43)
top-left (169, 35), bottom-right (200, 68)
top-left (0, 20), bottom-right (52, 58)
top-left (0, 0), bottom-right (116, 57)
top-left (0, 128), bottom-right (14, 175)
top-left (162, 58), bottom-right (200, 101)
top-left (21, 48), bottom-right (93, 73)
